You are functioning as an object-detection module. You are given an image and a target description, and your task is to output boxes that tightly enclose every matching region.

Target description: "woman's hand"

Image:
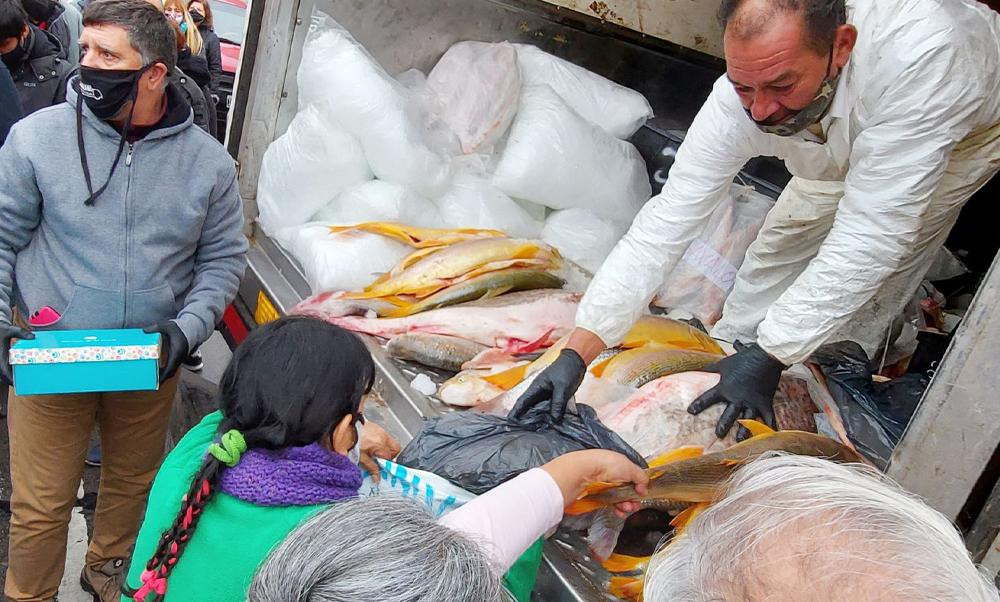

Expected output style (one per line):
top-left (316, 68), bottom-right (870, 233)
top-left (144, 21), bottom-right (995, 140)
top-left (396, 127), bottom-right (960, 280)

top-left (541, 450), bottom-right (649, 516)
top-left (359, 422), bottom-right (401, 483)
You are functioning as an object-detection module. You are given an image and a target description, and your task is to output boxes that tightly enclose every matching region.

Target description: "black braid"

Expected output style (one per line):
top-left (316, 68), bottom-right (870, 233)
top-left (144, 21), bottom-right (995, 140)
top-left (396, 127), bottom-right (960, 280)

top-left (122, 454), bottom-right (225, 601)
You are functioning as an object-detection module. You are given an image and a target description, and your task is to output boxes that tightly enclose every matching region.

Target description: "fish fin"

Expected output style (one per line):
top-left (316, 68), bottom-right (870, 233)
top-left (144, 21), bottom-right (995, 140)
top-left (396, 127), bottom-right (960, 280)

top-left (608, 576), bottom-right (645, 601)
top-left (737, 419), bottom-right (776, 438)
top-left (601, 553), bottom-right (649, 574)
top-left (481, 364), bottom-right (529, 390)
top-left (646, 446), bottom-right (704, 468)
top-left (565, 498), bottom-right (610, 516)
top-left (670, 502), bottom-right (710, 532)
top-left (587, 509), bottom-right (627, 562)
top-left (340, 289), bottom-right (386, 300)
top-left (479, 285), bottom-right (513, 301)
top-left (589, 357), bottom-right (613, 377)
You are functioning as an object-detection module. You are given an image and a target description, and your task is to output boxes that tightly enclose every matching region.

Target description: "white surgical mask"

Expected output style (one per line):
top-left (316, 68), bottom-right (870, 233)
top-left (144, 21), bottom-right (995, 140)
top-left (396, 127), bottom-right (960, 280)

top-left (347, 418), bottom-right (364, 465)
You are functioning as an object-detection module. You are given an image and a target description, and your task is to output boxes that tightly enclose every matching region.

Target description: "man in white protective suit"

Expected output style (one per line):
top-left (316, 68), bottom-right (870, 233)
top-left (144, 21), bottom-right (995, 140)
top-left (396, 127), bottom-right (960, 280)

top-left (510, 0), bottom-right (1000, 440)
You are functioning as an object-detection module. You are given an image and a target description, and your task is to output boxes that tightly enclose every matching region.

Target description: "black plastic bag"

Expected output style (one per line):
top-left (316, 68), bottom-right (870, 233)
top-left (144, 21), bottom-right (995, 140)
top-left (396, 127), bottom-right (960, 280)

top-left (810, 341), bottom-right (927, 469)
top-left (396, 402), bottom-right (647, 494)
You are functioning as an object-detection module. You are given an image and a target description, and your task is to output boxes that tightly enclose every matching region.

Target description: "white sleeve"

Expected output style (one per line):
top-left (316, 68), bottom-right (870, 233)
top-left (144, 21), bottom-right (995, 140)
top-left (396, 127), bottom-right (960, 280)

top-left (438, 468), bottom-right (564, 571)
top-left (576, 77), bottom-right (757, 346)
top-left (757, 44), bottom-right (986, 364)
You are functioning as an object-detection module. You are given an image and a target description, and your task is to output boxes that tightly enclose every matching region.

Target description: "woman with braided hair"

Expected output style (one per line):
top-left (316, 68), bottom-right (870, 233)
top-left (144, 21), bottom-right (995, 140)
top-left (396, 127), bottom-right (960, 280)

top-left (121, 316), bottom-right (401, 602)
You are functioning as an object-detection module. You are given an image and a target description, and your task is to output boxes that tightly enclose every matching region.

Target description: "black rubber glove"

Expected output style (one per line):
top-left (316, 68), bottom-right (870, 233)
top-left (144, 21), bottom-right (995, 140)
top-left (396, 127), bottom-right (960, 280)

top-left (687, 342), bottom-right (786, 441)
top-left (143, 322), bottom-right (189, 383)
top-left (508, 349), bottom-right (587, 423)
top-left (0, 323), bottom-right (34, 387)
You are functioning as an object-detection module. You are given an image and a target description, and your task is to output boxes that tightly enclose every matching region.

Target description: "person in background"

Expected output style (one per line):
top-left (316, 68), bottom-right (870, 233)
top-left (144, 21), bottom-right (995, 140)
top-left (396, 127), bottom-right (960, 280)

top-left (0, 61), bottom-right (20, 143)
top-left (57, 0), bottom-right (82, 65)
top-left (123, 316), bottom-right (403, 602)
top-left (163, 0), bottom-right (201, 56)
top-left (248, 449), bottom-right (647, 602)
top-left (187, 0), bottom-right (220, 103)
top-left (19, 0), bottom-right (70, 60)
top-left (168, 16), bottom-right (214, 135)
top-left (643, 454), bottom-right (999, 601)
top-left (0, 0), bottom-right (73, 115)
top-left (0, 1), bottom-right (247, 599)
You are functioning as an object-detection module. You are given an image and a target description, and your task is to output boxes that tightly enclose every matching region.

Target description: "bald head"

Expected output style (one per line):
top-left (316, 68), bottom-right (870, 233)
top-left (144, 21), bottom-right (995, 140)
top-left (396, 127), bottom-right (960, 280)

top-left (719, 0), bottom-right (846, 55)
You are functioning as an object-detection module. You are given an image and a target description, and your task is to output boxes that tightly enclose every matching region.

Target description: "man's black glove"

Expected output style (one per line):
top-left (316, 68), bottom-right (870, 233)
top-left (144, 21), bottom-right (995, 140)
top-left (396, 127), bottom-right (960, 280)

top-left (687, 342), bottom-right (786, 440)
top-left (508, 349), bottom-right (587, 423)
top-left (143, 322), bottom-right (189, 383)
top-left (0, 323), bottom-right (34, 386)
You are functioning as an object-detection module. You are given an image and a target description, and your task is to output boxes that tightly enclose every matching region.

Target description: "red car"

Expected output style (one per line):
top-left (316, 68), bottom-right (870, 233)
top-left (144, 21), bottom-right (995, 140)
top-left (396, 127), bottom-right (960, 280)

top-left (210, 0), bottom-right (247, 141)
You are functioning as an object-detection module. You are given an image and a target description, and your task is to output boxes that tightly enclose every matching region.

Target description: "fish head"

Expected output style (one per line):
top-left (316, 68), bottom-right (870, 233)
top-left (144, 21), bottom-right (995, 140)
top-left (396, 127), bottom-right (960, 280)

top-left (437, 373), bottom-right (503, 407)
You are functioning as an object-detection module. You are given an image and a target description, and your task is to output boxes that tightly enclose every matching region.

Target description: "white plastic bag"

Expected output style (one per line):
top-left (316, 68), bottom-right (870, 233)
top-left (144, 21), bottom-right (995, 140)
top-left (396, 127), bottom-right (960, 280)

top-left (359, 458), bottom-right (476, 518)
top-left (492, 85), bottom-right (651, 221)
top-left (281, 224), bottom-right (411, 294)
top-left (541, 208), bottom-right (629, 274)
top-left (425, 41), bottom-right (521, 154)
top-left (437, 172), bottom-right (542, 238)
top-left (256, 104), bottom-right (372, 236)
top-left (314, 180), bottom-right (443, 228)
top-left (654, 184), bottom-right (773, 325)
top-left (514, 44), bottom-right (653, 139)
top-left (297, 10), bottom-right (451, 198)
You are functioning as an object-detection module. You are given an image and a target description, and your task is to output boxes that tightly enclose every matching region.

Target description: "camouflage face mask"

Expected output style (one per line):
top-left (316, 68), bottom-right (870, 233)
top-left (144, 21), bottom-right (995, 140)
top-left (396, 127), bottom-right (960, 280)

top-left (748, 47), bottom-right (841, 137)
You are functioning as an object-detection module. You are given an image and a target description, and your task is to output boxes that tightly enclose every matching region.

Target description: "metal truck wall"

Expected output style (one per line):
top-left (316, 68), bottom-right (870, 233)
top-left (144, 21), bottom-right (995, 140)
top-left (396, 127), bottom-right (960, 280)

top-left (539, 0), bottom-right (725, 57)
top-left (233, 0), bottom-right (725, 219)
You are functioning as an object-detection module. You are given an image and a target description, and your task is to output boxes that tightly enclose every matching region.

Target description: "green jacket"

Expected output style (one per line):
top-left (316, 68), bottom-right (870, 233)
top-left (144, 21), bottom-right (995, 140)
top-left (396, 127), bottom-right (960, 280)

top-left (124, 412), bottom-right (542, 601)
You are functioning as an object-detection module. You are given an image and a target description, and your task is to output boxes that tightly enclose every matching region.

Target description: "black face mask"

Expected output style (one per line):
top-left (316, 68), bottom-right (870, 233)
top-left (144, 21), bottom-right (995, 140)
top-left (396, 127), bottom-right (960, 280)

top-left (1, 34), bottom-right (30, 70)
top-left (75, 62), bottom-right (160, 206)
top-left (190, 10), bottom-right (205, 24)
top-left (78, 63), bottom-right (153, 121)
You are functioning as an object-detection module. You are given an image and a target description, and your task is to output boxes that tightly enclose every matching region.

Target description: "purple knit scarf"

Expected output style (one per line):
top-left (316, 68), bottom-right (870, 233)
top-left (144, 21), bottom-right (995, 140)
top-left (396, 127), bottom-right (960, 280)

top-left (218, 443), bottom-right (362, 506)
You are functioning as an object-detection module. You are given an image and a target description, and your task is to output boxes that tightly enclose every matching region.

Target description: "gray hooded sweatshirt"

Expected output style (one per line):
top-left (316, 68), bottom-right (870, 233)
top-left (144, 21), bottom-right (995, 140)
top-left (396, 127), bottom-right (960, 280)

top-left (0, 79), bottom-right (247, 349)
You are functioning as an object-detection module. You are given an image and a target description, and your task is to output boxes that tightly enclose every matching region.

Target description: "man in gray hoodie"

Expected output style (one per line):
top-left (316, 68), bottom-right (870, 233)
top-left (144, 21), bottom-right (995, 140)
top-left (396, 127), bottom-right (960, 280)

top-left (0, 1), bottom-right (247, 599)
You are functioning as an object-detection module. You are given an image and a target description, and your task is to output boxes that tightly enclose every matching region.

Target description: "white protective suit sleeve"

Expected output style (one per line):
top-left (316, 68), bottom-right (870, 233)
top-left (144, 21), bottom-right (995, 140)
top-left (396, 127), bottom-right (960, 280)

top-left (757, 42), bottom-right (987, 364)
top-left (576, 77), bottom-right (755, 346)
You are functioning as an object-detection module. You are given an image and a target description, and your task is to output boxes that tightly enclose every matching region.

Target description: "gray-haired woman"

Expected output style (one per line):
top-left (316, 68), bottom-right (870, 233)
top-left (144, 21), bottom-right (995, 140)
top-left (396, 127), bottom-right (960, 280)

top-left (250, 449), bottom-right (648, 602)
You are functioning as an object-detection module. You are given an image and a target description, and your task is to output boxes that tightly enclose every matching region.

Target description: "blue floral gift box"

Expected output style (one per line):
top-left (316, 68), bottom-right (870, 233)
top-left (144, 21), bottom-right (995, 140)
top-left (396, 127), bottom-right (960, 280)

top-left (10, 329), bottom-right (161, 395)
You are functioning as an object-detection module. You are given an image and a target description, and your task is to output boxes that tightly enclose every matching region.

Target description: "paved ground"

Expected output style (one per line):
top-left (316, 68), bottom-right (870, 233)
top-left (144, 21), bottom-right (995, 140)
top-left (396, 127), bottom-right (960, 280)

top-left (0, 332), bottom-right (232, 601)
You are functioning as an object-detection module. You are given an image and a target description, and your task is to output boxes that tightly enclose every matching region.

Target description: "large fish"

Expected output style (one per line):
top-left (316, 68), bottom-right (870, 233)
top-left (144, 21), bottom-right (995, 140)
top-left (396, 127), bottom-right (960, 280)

top-left (300, 290), bottom-right (580, 354)
top-left (482, 315), bottom-right (722, 391)
top-left (348, 238), bottom-right (562, 300)
top-left (380, 268), bottom-right (565, 318)
top-left (569, 422), bottom-right (865, 567)
top-left (327, 222), bottom-right (504, 248)
top-left (599, 373), bottom-right (736, 459)
top-left (386, 333), bottom-right (488, 373)
top-left (594, 346), bottom-right (722, 388)
top-left (566, 422), bottom-right (864, 516)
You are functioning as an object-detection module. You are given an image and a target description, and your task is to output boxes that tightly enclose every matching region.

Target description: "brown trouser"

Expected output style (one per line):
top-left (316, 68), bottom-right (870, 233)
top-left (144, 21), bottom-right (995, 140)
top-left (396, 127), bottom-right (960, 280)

top-left (4, 377), bottom-right (178, 602)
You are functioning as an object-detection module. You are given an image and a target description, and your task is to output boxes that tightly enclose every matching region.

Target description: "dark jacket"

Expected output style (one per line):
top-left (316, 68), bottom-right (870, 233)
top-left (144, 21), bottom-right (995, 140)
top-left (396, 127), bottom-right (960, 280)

top-left (0, 63), bottom-right (22, 145)
top-left (173, 66), bottom-right (215, 137)
top-left (198, 24), bottom-right (223, 98)
top-left (36, 1), bottom-right (70, 62)
top-left (6, 26), bottom-right (74, 116)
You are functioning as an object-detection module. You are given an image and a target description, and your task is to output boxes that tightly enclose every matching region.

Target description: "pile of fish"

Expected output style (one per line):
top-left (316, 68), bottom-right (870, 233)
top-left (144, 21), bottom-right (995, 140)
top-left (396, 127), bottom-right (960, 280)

top-left (565, 421), bottom-right (865, 600)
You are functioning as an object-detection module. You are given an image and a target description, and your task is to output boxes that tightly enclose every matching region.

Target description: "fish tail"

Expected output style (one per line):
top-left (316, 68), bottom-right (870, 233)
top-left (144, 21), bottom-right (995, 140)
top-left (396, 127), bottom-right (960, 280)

top-left (587, 509), bottom-right (627, 562)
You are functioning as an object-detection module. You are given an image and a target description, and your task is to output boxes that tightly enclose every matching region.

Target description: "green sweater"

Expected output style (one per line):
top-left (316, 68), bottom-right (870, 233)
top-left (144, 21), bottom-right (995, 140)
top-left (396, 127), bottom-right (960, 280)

top-left (123, 411), bottom-right (327, 602)
top-left (124, 412), bottom-right (542, 602)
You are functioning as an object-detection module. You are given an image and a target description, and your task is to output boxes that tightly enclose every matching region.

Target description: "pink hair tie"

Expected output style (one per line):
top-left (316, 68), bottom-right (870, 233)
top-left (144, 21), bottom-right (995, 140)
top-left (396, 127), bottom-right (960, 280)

top-left (134, 568), bottom-right (168, 601)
